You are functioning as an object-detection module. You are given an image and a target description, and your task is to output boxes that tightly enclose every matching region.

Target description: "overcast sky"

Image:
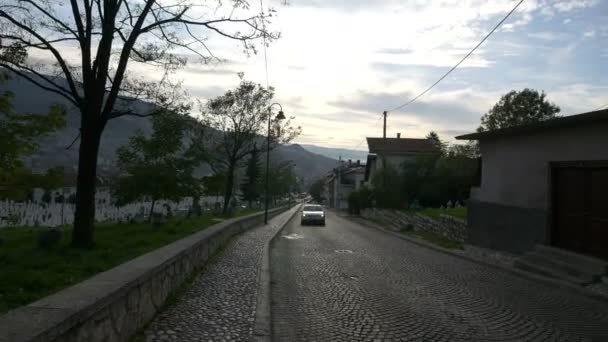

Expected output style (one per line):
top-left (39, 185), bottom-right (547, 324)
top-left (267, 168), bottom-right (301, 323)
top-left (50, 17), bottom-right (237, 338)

top-left (173, 0), bottom-right (607, 150)
top-left (30, 0), bottom-right (608, 150)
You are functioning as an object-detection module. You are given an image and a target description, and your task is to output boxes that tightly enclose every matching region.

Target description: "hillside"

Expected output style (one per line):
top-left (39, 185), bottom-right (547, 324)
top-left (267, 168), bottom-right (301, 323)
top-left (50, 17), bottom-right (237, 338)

top-left (299, 144), bottom-right (368, 163)
top-left (1, 72), bottom-right (336, 187)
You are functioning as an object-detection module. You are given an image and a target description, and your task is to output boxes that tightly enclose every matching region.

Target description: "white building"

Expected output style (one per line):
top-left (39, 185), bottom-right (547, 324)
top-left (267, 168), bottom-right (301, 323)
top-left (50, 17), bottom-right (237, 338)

top-left (324, 160), bottom-right (365, 210)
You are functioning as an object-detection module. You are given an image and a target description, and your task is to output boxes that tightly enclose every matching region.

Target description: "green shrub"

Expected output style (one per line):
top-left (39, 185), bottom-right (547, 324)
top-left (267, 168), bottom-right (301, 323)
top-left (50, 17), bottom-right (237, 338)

top-left (347, 191), bottom-right (360, 215)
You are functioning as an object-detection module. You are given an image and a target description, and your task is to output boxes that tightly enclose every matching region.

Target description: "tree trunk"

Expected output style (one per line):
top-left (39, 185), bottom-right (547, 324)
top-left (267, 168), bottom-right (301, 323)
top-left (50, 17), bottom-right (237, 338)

top-left (192, 194), bottom-right (202, 216)
top-left (71, 125), bottom-right (103, 248)
top-left (149, 199), bottom-right (156, 223)
top-left (222, 164), bottom-right (235, 215)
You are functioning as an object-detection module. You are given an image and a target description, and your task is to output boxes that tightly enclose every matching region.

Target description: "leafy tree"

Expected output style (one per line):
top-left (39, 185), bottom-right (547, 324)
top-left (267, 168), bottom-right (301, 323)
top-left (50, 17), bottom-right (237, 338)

top-left (112, 112), bottom-right (198, 221)
top-left (347, 186), bottom-right (372, 215)
top-left (479, 89), bottom-right (560, 131)
top-left (203, 173), bottom-right (226, 199)
top-left (426, 131), bottom-right (447, 155)
top-left (268, 161), bottom-right (296, 201)
top-left (0, 1), bottom-right (274, 247)
top-left (240, 144), bottom-right (261, 207)
top-left (400, 148), bottom-right (478, 208)
top-left (201, 80), bottom-right (300, 214)
top-left (41, 190), bottom-right (52, 204)
top-left (309, 178), bottom-right (325, 203)
top-left (447, 141), bottom-right (480, 159)
top-left (371, 163), bottom-right (404, 209)
top-left (0, 73), bottom-right (66, 200)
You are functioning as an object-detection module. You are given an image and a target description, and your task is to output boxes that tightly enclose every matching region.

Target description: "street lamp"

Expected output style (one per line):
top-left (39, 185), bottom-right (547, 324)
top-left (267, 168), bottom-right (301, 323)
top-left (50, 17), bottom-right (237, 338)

top-left (264, 103), bottom-right (285, 224)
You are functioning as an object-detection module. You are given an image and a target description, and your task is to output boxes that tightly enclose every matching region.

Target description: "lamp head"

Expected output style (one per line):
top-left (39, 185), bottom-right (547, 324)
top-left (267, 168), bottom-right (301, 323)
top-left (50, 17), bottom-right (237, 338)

top-left (276, 110), bottom-right (286, 121)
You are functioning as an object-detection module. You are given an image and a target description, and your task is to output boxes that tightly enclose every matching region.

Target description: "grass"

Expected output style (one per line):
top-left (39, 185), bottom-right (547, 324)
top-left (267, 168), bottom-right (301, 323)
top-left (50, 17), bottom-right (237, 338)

top-left (0, 209), bottom-right (259, 314)
top-left (399, 228), bottom-right (463, 250)
top-left (414, 206), bottom-right (467, 220)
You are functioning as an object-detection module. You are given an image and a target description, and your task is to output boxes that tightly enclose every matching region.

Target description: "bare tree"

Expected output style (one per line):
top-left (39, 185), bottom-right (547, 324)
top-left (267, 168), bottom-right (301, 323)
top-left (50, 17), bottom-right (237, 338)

top-left (0, 0), bottom-right (275, 247)
top-left (200, 79), bottom-right (300, 214)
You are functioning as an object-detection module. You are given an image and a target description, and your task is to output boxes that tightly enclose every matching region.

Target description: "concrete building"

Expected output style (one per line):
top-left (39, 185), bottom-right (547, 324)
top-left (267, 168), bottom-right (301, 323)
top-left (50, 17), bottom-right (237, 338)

top-left (457, 109), bottom-right (608, 260)
top-left (324, 160), bottom-right (365, 210)
top-left (364, 135), bottom-right (440, 184)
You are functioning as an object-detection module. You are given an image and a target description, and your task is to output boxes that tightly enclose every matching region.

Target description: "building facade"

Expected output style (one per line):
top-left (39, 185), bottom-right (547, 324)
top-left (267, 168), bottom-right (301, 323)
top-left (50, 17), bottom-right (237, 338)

top-left (457, 109), bottom-right (608, 259)
top-left (364, 135), bottom-right (440, 185)
top-left (324, 160), bottom-right (365, 210)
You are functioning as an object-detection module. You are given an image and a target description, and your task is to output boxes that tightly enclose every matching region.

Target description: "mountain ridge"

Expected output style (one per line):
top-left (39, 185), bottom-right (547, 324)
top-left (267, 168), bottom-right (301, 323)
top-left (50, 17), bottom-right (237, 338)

top-left (1, 72), bottom-right (337, 187)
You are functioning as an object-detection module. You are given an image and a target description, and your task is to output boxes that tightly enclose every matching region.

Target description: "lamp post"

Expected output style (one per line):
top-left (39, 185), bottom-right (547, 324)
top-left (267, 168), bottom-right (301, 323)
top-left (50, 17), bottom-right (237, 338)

top-left (264, 103), bottom-right (285, 224)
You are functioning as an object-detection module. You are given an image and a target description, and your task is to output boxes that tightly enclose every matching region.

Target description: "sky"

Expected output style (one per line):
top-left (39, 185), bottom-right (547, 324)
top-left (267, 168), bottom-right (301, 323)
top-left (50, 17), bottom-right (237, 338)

top-left (22, 0), bottom-right (608, 150)
top-left (170, 0), bottom-right (608, 150)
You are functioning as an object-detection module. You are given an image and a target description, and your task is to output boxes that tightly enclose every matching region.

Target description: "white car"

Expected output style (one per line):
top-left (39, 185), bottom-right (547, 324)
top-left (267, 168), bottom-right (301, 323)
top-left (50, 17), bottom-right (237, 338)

top-left (301, 204), bottom-right (325, 226)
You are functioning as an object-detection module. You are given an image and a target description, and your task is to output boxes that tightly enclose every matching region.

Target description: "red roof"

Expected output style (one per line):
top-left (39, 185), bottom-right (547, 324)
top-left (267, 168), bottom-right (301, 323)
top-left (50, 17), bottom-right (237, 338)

top-left (366, 137), bottom-right (439, 154)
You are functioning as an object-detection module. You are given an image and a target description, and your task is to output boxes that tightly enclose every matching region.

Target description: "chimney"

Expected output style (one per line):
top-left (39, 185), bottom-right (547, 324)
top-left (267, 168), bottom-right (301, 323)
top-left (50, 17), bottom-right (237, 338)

top-left (397, 133), bottom-right (401, 138)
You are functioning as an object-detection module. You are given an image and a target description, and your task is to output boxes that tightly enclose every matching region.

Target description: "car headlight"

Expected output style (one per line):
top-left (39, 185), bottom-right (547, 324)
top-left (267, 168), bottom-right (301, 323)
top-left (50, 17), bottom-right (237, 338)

top-left (320, 212), bottom-right (325, 217)
top-left (302, 213), bottom-right (307, 217)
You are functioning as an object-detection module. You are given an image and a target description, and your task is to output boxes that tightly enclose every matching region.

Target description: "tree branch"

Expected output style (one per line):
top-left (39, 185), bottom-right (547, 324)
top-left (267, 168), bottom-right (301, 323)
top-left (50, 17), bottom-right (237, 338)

top-left (0, 10), bottom-right (82, 105)
top-left (101, 0), bottom-right (156, 120)
top-left (0, 62), bottom-right (79, 106)
top-left (65, 132), bottom-right (81, 150)
top-left (21, 0), bottom-right (78, 38)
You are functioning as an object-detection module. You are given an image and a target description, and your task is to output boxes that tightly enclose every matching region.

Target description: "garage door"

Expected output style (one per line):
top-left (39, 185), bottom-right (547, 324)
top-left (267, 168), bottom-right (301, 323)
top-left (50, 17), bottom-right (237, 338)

top-left (552, 161), bottom-right (608, 260)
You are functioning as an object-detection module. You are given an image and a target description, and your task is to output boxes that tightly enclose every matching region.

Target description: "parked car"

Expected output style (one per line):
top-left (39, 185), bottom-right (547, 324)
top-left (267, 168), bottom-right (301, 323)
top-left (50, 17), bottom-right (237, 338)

top-left (301, 204), bottom-right (325, 226)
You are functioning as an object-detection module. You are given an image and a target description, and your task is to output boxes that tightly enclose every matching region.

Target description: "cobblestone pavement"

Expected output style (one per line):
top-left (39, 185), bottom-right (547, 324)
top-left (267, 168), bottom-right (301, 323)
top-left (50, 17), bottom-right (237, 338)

top-left (271, 211), bottom-right (608, 342)
top-left (142, 209), bottom-right (295, 342)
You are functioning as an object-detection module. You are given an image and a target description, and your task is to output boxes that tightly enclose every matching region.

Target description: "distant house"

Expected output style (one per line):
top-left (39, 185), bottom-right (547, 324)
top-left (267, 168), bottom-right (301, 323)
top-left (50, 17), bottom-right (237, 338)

top-left (364, 134), bottom-right (440, 184)
top-left (324, 160), bottom-right (365, 209)
top-left (456, 109), bottom-right (608, 260)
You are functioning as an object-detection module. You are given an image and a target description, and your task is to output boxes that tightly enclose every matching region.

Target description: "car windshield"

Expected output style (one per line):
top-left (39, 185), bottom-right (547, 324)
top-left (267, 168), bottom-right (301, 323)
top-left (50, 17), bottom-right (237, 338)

top-left (303, 205), bottom-right (322, 212)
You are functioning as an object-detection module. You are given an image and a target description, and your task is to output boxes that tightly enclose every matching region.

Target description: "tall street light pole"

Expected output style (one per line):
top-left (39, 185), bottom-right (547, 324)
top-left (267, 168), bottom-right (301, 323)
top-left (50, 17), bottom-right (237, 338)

top-left (265, 103), bottom-right (285, 224)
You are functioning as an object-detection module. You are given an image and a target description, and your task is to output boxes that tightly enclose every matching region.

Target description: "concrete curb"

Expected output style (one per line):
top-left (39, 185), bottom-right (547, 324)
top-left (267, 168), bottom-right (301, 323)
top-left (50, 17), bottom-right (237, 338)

top-left (337, 212), bottom-right (608, 305)
top-left (252, 204), bottom-right (301, 342)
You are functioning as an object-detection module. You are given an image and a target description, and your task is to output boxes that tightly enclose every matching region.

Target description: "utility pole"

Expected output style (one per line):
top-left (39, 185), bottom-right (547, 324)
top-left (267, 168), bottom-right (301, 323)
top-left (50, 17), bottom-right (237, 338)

top-left (382, 111), bottom-right (387, 185)
top-left (336, 156), bottom-right (341, 209)
top-left (383, 111), bottom-right (387, 138)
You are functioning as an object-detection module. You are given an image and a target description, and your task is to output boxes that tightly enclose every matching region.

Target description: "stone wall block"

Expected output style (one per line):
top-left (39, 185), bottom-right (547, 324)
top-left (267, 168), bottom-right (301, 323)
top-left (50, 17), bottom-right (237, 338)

top-left (364, 209), bottom-right (467, 243)
top-left (90, 308), bottom-right (112, 342)
top-left (138, 282), bottom-right (157, 325)
top-left (109, 298), bottom-right (127, 337)
top-left (126, 286), bottom-right (140, 314)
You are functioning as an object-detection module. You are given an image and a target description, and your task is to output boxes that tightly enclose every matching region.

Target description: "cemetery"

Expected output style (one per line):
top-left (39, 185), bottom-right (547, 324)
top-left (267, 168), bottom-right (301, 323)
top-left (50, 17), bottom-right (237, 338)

top-left (0, 188), bottom-right (261, 314)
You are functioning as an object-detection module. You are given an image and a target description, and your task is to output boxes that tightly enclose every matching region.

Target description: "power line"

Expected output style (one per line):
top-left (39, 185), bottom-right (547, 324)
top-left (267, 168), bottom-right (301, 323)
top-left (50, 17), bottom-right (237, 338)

top-left (387, 0), bottom-right (525, 113)
top-left (348, 0), bottom-right (525, 153)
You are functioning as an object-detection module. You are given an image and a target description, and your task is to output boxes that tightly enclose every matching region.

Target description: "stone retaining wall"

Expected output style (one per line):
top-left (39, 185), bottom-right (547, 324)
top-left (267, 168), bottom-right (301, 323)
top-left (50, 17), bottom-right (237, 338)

top-left (0, 206), bottom-right (292, 342)
top-left (360, 208), bottom-right (467, 242)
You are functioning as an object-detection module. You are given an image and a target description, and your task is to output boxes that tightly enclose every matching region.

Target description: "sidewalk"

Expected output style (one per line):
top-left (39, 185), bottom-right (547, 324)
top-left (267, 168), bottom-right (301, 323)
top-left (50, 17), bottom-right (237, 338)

top-left (139, 208), bottom-right (297, 342)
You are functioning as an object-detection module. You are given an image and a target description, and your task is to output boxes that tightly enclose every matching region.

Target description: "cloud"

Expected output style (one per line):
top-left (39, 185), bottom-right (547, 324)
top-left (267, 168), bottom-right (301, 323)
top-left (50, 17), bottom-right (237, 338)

top-left (326, 89), bottom-right (486, 127)
top-left (554, 0), bottom-right (598, 12)
top-left (188, 85), bottom-right (226, 99)
top-left (527, 32), bottom-right (569, 41)
top-left (376, 48), bottom-right (415, 55)
top-left (583, 30), bottom-right (596, 38)
top-left (287, 0), bottom-right (398, 11)
top-left (287, 65), bottom-right (307, 71)
top-left (17, 1), bottom-right (608, 150)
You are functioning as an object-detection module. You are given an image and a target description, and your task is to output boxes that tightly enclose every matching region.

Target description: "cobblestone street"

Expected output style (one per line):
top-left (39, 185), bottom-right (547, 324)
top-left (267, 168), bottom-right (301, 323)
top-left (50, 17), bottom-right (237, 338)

top-left (271, 211), bottom-right (608, 342)
top-left (142, 209), bottom-right (295, 342)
